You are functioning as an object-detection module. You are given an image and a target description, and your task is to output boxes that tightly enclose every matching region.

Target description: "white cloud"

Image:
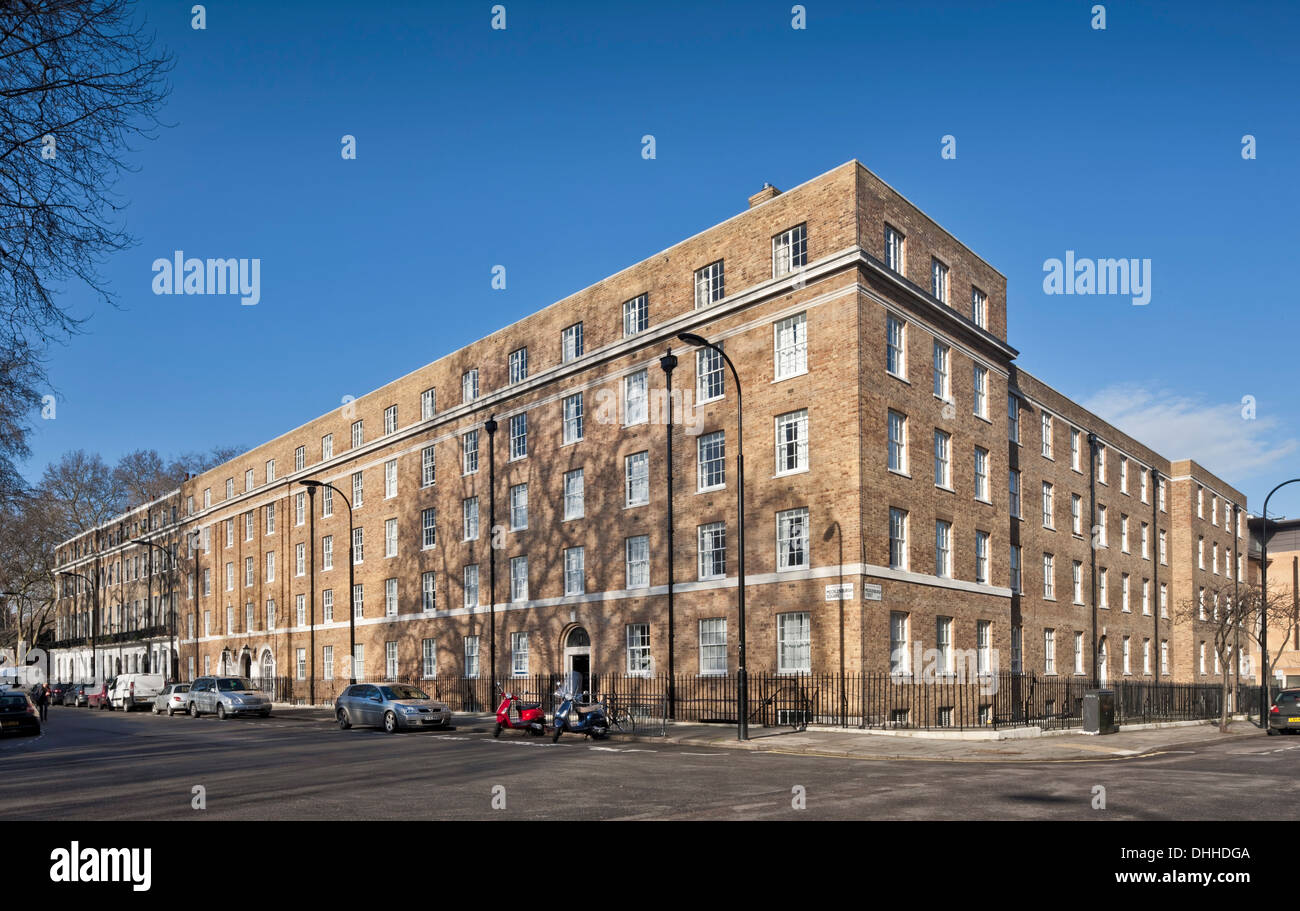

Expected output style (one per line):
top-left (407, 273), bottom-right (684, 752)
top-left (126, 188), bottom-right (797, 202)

top-left (1080, 385), bottom-right (1298, 481)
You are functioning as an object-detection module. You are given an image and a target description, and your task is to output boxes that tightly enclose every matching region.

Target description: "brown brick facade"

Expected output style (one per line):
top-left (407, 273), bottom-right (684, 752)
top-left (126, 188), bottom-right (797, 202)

top-left (50, 160), bottom-right (1251, 689)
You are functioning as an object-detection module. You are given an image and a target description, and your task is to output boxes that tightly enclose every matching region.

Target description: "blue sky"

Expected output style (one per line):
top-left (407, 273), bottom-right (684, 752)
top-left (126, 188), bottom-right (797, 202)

top-left (27, 0), bottom-right (1300, 516)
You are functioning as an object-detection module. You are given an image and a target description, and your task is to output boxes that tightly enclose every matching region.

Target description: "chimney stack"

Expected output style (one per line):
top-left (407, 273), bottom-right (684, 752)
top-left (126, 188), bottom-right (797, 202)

top-left (748, 182), bottom-right (781, 208)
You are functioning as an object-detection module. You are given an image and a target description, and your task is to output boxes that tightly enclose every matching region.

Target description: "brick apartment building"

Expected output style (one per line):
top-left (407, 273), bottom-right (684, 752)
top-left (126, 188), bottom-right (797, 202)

top-left (49, 160), bottom-right (1253, 694)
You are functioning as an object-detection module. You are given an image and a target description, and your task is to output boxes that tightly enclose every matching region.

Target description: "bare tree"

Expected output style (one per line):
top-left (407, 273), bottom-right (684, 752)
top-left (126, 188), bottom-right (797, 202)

top-left (0, 0), bottom-right (171, 488)
top-left (113, 448), bottom-right (177, 507)
top-left (1176, 576), bottom-right (1298, 731)
top-left (38, 448), bottom-right (120, 534)
top-left (0, 341), bottom-right (43, 503)
top-left (0, 496), bottom-right (62, 653)
top-left (114, 444), bottom-right (247, 509)
top-left (1245, 578), bottom-right (1300, 699)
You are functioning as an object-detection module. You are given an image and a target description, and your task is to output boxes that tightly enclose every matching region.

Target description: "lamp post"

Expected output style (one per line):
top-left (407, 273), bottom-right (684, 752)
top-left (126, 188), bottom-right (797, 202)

top-left (484, 416), bottom-right (498, 693)
top-left (299, 480), bottom-right (356, 686)
top-left (1150, 469), bottom-right (1161, 683)
top-left (1259, 479), bottom-right (1300, 720)
top-left (676, 331), bottom-right (748, 741)
top-left (58, 568), bottom-right (98, 684)
top-left (131, 537), bottom-right (176, 683)
top-left (1232, 503), bottom-right (1241, 712)
top-left (187, 530), bottom-right (202, 682)
top-left (659, 348), bottom-right (678, 719)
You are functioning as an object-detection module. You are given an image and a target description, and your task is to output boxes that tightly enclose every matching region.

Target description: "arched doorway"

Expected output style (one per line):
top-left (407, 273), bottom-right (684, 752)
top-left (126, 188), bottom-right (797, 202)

top-left (260, 650), bottom-right (275, 681)
top-left (564, 627), bottom-right (591, 695)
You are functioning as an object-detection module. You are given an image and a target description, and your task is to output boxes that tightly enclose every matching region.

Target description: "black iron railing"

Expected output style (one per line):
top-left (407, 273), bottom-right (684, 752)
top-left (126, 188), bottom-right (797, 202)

top-left (251, 671), bottom-right (1234, 731)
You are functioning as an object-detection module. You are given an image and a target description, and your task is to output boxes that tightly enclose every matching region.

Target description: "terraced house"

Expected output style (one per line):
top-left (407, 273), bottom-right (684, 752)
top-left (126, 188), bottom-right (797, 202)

top-left (48, 160), bottom-right (1253, 702)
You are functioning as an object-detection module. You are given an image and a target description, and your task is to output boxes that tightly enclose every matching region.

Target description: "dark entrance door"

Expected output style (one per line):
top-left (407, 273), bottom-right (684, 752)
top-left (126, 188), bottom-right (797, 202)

top-left (572, 654), bottom-right (590, 697)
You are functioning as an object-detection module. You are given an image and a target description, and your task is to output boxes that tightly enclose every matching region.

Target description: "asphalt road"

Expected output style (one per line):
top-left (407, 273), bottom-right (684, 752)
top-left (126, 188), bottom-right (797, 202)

top-left (3, 705), bottom-right (1298, 820)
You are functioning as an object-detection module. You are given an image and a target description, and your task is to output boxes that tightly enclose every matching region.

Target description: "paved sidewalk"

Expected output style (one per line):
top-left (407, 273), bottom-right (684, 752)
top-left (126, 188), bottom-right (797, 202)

top-left (269, 703), bottom-right (1266, 761)
top-left (629, 718), bottom-right (1265, 761)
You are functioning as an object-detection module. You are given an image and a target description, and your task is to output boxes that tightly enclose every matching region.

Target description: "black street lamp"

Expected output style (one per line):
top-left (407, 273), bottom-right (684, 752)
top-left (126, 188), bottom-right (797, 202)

top-left (676, 331), bottom-right (748, 741)
top-left (131, 537), bottom-right (177, 684)
top-left (659, 348), bottom-right (678, 720)
top-left (299, 479), bottom-right (356, 687)
top-left (1258, 479), bottom-right (1300, 720)
top-left (484, 416), bottom-right (499, 693)
top-left (186, 530), bottom-right (202, 683)
top-left (58, 567), bottom-right (98, 683)
top-left (1232, 502), bottom-right (1241, 711)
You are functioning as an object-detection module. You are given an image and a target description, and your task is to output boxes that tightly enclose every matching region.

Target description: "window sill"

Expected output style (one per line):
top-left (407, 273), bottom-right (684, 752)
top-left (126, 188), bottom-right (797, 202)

top-left (696, 486), bottom-right (726, 496)
top-left (935, 484), bottom-right (955, 494)
top-left (772, 369), bottom-right (808, 384)
top-left (774, 467), bottom-right (810, 480)
top-left (888, 468), bottom-right (912, 480)
top-left (886, 371), bottom-right (910, 385)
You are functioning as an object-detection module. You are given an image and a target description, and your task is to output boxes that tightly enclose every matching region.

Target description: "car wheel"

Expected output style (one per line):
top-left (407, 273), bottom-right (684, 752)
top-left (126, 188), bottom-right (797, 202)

top-left (166, 706), bottom-right (174, 717)
top-left (216, 704), bottom-right (227, 720)
top-left (383, 711), bottom-right (398, 734)
top-left (152, 705), bottom-right (160, 715)
top-left (1267, 726), bottom-right (1278, 735)
top-left (494, 723), bottom-right (503, 738)
top-left (189, 702), bottom-right (199, 718)
top-left (337, 709), bottom-right (352, 730)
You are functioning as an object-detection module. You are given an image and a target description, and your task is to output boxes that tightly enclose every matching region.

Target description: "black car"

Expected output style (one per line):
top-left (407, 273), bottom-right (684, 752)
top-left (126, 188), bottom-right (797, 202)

top-left (1267, 689), bottom-right (1300, 735)
top-left (0, 689), bottom-right (41, 736)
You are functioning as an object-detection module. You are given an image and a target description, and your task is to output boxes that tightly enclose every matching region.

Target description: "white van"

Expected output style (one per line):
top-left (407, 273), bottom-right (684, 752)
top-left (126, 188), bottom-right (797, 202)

top-left (110, 673), bottom-right (166, 711)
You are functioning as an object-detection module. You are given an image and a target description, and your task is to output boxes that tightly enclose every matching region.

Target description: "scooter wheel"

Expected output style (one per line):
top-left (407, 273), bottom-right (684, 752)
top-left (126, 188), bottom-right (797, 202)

top-left (552, 725), bottom-right (563, 743)
top-left (493, 723), bottom-right (503, 738)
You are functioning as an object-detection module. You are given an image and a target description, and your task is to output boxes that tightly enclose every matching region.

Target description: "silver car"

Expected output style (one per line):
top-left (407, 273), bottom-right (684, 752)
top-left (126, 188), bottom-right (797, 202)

top-left (152, 683), bottom-right (191, 716)
top-left (335, 683), bottom-right (451, 733)
top-left (186, 676), bottom-right (272, 719)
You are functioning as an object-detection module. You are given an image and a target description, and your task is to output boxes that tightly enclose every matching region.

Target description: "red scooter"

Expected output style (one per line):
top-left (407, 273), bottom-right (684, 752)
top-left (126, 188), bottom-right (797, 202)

top-left (493, 685), bottom-right (547, 737)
